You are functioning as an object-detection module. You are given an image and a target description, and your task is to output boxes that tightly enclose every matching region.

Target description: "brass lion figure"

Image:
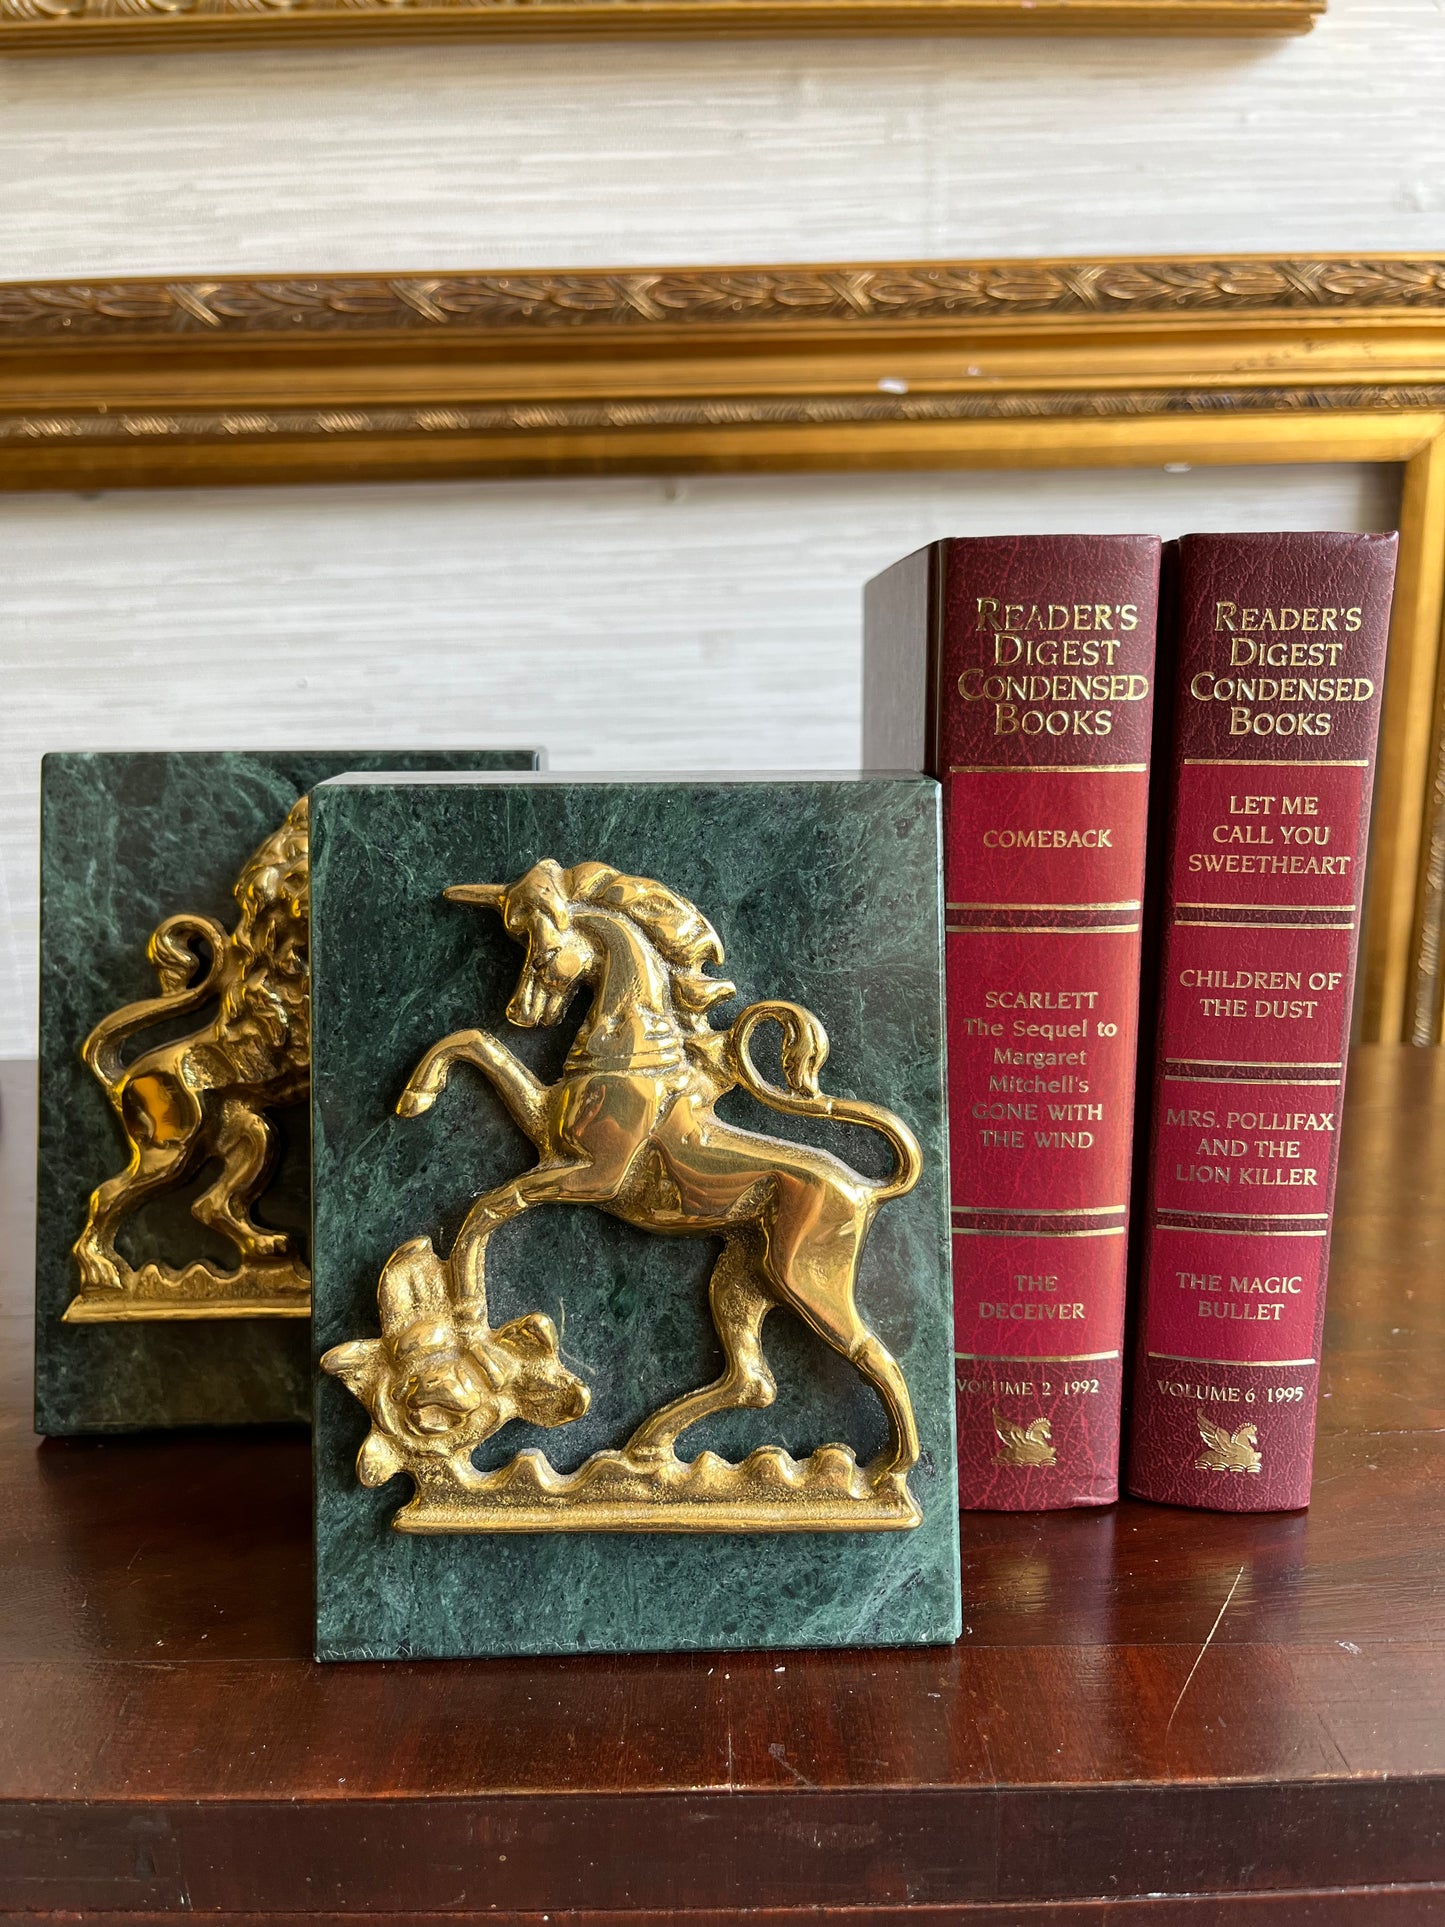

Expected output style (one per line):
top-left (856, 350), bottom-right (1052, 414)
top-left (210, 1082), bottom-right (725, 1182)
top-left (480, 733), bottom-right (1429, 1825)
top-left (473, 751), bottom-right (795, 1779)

top-left (324, 857), bottom-right (925, 1532)
top-left (67, 797), bottom-right (311, 1322)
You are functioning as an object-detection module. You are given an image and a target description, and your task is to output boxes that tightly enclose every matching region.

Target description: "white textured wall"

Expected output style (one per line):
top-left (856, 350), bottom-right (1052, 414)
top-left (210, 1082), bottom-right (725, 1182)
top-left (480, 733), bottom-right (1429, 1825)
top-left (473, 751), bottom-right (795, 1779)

top-left (0, 464), bottom-right (1398, 1050)
top-left (1, 0), bottom-right (1442, 271)
top-left (0, 0), bottom-right (1435, 1048)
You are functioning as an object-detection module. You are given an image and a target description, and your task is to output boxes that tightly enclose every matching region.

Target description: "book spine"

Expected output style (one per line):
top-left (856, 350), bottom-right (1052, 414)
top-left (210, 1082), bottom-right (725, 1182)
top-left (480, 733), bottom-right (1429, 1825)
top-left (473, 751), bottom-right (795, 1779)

top-left (1127, 530), bottom-right (1398, 1511)
top-left (934, 535), bottom-right (1161, 1508)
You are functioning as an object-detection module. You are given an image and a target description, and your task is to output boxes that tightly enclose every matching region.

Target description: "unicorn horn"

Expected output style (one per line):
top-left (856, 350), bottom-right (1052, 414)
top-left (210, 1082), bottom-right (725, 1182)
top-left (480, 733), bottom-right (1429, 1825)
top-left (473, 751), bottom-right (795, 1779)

top-left (444, 883), bottom-right (507, 910)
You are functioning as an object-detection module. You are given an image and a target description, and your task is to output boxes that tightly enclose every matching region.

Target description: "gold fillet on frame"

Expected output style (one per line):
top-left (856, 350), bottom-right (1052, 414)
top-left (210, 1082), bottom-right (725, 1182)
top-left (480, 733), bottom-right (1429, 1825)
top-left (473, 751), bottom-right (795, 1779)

top-left (0, 0), bottom-right (1322, 55)
top-left (2, 252), bottom-right (1444, 1042)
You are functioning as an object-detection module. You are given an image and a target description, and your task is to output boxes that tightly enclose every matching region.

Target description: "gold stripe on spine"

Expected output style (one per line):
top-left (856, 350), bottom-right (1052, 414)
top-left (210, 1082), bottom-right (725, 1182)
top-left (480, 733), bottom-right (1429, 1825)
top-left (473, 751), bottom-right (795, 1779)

top-left (1163, 1063), bottom-right (1348, 1079)
top-left (1156, 1208), bottom-right (1328, 1220)
top-left (1147, 1351), bottom-right (1317, 1368)
top-left (1153, 1224), bottom-right (1329, 1238)
top-left (951, 1225), bottom-right (1127, 1239)
top-left (948, 763), bottom-right (1147, 775)
top-left (1173, 919), bottom-right (1357, 930)
top-left (957, 1351), bottom-right (1121, 1363)
top-left (952, 1203), bottom-right (1126, 1214)
top-left (947, 924), bottom-right (1140, 935)
top-left (1182, 758), bottom-right (1371, 768)
top-left (947, 900), bottom-right (1142, 911)
top-left (1164, 1073), bottom-right (1342, 1086)
top-left (1177, 901), bottom-right (1358, 911)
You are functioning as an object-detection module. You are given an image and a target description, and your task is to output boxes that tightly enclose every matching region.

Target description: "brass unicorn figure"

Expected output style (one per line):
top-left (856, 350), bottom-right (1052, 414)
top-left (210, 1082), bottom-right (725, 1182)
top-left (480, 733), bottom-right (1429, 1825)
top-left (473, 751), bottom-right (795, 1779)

top-left (325, 857), bottom-right (925, 1532)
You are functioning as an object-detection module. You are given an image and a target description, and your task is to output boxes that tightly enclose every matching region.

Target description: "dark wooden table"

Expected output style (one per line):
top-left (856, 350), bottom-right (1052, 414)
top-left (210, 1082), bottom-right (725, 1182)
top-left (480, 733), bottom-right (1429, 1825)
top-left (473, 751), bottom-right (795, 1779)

top-left (1, 1049), bottom-right (1443, 1926)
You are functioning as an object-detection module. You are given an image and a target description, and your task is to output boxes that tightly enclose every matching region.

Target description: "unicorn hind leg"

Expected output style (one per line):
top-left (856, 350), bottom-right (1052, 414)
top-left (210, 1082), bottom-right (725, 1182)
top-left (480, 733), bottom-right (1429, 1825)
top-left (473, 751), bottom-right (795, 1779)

top-left (625, 1236), bottom-right (775, 1461)
top-left (756, 1170), bottom-right (921, 1479)
top-left (848, 1332), bottom-right (921, 1479)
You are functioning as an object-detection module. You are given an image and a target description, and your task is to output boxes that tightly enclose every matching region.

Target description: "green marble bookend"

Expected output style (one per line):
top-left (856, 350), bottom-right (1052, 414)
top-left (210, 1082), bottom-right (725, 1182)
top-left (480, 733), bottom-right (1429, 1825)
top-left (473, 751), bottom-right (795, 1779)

top-left (310, 774), bottom-right (958, 1659)
top-left (35, 749), bottom-right (538, 1436)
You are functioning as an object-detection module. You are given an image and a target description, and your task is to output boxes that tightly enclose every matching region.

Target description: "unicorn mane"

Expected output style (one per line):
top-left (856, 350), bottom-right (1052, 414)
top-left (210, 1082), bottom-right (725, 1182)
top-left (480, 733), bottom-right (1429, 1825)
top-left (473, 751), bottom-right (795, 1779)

top-left (563, 862), bottom-right (737, 1025)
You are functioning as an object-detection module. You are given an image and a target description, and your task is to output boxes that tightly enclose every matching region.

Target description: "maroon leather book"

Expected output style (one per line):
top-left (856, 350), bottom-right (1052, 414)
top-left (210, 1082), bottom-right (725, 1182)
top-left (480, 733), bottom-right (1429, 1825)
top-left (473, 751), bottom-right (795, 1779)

top-left (1127, 530), bottom-right (1398, 1511)
top-left (865, 535), bottom-right (1161, 1508)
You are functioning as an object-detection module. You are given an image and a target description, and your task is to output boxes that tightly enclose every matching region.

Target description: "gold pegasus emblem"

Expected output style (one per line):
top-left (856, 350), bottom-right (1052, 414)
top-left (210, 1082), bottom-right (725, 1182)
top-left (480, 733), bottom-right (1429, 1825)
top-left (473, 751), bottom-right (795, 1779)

top-left (66, 799), bottom-right (311, 1323)
top-left (993, 1409), bottom-right (1056, 1468)
top-left (1194, 1409), bottom-right (1262, 1475)
top-left (323, 858), bottom-right (925, 1534)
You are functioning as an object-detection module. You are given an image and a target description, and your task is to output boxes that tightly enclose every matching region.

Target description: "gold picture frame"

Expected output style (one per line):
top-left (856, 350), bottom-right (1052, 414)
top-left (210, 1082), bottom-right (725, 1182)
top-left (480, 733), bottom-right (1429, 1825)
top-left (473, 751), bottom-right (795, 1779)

top-left (3, 253), bottom-right (1442, 1040)
top-left (0, 0), bottom-right (1320, 55)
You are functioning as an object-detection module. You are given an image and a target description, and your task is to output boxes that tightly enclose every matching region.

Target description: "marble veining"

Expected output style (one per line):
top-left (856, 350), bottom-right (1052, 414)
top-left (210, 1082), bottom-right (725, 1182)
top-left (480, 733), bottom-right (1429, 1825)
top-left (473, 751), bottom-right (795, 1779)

top-left (310, 776), bottom-right (957, 1658)
top-left (35, 748), bottom-right (536, 1436)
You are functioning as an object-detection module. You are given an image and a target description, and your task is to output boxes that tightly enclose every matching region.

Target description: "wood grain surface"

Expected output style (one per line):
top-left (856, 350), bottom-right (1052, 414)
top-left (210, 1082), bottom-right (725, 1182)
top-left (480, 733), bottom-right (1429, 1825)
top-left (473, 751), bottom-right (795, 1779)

top-left (1, 1046), bottom-right (1442, 1920)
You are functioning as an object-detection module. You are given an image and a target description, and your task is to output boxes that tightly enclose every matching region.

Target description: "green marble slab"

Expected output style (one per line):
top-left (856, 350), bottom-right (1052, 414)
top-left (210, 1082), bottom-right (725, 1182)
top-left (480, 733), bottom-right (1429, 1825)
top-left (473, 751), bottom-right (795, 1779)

top-left (35, 749), bottom-right (538, 1437)
top-left (310, 775), bottom-right (958, 1658)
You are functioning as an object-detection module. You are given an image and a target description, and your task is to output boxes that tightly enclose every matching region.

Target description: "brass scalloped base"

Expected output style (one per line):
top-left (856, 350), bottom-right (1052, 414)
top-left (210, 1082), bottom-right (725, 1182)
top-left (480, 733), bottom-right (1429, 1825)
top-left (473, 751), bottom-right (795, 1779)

top-left (63, 1259), bottom-right (311, 1323)
top-left (393, 1443), bottom-right (922, 1534)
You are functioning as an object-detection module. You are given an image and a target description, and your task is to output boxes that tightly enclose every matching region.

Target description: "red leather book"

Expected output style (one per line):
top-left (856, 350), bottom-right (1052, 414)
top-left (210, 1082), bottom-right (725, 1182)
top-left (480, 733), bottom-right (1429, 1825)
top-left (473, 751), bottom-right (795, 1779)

top-left (865, 535), bottom-right (1161, 1508)
top-left (1127, 530), bottom-right (1398, 1511)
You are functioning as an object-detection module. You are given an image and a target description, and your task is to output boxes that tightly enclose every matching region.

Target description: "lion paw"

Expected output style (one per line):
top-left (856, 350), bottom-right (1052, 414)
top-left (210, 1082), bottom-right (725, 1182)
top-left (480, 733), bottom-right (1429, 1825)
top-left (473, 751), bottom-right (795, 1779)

top-left (72, 1237), bottom-right (122, 1293)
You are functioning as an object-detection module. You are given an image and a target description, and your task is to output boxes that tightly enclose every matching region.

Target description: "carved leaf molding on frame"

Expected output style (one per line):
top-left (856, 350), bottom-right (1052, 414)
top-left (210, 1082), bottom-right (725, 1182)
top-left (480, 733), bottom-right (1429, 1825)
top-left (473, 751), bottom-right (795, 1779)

top-left (4, 260), bottom-right (1445, 340)
top-left (2, 256), bottom-right (1442, 1048)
